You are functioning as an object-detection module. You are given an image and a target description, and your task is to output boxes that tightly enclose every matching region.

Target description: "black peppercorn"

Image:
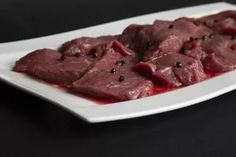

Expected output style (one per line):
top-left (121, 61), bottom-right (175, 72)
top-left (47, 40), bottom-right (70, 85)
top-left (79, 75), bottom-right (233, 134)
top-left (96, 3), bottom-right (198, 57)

top-left (213, 19), bottom-right (218, 23)
top-left (115, 60), bottom-right (125, 66)
top-left (147, 41), bottom-right (154, 47)
top-left (231, 36), bottom-right (236, 40)
top-left (74, 52), bottom-right (80, 57)
top-left (175, 61), bottom-right (182, 68)
top-left (202, 35), bottom-right (207, 40)
top-left (118, 75), bottom-right (125, 82)
top-left (189, 37), bottom-right (194, 41)
top-left (60, 55), bottom-right (65, 61)
top-left (92, 53), bottom-right (98, 58)
top-left (203, 21), bottom-right (208, 26)
top-left (209, 34), bottom-right (214, 39)
top-left (110, 68), bottom-right (116, 74)
top-left (168, 24), bottom-right (174, 29)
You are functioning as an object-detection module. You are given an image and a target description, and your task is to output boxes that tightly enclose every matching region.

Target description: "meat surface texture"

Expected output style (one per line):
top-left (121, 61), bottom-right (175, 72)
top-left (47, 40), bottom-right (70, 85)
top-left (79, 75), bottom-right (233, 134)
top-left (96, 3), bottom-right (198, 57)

top-left (72, 45), bottom-right (153, 101)
top-left (120, 18), bottom-right (211, 61)
top-left (197, 11), bottom-right (236, 35)
top-left (27, 56), bottom-right (95, 85)
top-left (183, 34), bottom-right (236, 72)
top-left (12, 10), bottom-right (236, 102)
top-left (59, 35), bottom-right (118, 56)
top-left (13, 49), bottom-right (61, 72)
top-left (135, 53), bottom-right (206, 87)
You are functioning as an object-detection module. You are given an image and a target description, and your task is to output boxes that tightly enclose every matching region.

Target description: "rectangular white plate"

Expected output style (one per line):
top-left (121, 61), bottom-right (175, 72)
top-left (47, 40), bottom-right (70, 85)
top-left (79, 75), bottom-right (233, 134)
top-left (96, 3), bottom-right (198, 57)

top-left (0, 2), bottom-right (236, 123)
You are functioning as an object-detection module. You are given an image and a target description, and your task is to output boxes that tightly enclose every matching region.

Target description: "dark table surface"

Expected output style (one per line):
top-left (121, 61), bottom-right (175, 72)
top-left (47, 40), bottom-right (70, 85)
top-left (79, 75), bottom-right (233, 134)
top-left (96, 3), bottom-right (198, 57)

top-left (1, 0), bottom-right (236, 156)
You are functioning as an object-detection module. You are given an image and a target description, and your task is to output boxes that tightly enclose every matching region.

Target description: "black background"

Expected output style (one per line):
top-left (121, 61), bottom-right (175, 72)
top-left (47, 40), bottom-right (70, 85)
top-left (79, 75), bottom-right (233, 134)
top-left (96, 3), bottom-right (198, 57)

top-left (1, 0), bottom-right (236, 156)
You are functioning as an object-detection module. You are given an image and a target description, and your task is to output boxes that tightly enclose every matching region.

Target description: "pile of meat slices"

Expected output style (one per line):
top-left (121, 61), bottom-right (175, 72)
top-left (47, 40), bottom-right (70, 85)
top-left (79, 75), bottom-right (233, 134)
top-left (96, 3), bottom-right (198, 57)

top-left (13, 10), bottom-right (236, 102)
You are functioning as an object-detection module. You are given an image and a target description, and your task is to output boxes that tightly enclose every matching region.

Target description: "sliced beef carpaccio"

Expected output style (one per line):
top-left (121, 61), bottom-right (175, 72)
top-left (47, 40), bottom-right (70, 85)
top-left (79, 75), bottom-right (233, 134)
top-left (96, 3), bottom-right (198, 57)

top-left (72, 42), bottom-right (154, 101)
top-left (202, 35), bottom-right (236, 72)
top-left (27, 56), bottom-right (96, 85)
top-left (197, 10), bottom-right (236, 35)
top-left (13, 40), bottom-right (136, 88)
top-left (119, 24), bottom-right (150, 51)
top-left (13, 48), bottom-right (97, 85)
top-left (183, 34), bottom-right (236, 72)
top-left (135, 53), bottom-right (206, 87)
top-left (13, 49), bottom-right (61, 72)
top-left (120, 18), bottom-right (211, 61)
top-left (12, 10), bottom-right (236, 102)
top-left (59, 35), bottom-right (118, 56)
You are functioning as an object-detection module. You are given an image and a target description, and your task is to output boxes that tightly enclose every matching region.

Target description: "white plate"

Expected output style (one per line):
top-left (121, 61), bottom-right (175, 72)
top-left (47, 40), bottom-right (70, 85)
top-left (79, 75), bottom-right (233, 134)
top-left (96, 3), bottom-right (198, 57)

top-left (0, 2), bottom-right (236, 123)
